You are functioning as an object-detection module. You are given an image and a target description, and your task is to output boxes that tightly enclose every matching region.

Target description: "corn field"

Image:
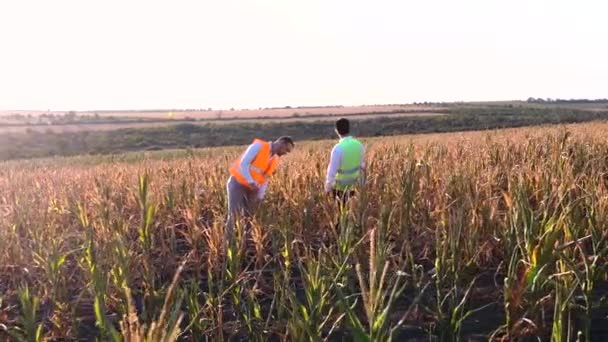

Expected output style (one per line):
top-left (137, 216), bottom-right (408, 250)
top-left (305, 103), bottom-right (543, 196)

top-left (2, 123), bottom-right (608, 341)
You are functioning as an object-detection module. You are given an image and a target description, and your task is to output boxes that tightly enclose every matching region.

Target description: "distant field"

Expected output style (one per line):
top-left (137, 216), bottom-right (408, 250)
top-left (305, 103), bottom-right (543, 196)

top-left (0, 104), bottom-right (443, 120)
top-left (4, 102), bottom-right (608, 135)
top-left (90, 104), bottom-right (444, 119)
top-left (3, 104), bottom-right (608, 160)
top-left (0, 111), bottom-right (446, 134)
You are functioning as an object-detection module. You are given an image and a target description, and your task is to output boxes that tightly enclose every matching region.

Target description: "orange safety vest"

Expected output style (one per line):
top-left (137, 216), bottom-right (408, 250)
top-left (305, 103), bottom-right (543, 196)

top-left (229, 139), bottom-right (279, 189)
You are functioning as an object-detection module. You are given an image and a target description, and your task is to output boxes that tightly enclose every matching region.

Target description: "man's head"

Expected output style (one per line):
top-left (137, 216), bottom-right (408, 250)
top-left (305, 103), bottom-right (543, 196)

top-left (335, 118), bottom-right (350, 137)
top-left (273, 136), bottom-right (295, 156)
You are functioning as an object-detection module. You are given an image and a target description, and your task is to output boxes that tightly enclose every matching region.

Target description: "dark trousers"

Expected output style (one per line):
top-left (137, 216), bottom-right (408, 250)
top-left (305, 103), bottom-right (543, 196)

top-left (333, 189), bottom-right (355, 207)
top-left (333, 189), bottom-right (355, 231)
top-left (226, 176), bottom-right (257, 246)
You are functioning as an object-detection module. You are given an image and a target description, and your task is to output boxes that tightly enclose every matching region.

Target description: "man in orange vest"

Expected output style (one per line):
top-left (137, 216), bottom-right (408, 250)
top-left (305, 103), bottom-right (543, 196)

top-left (226, 136), bottom-right (295, 242)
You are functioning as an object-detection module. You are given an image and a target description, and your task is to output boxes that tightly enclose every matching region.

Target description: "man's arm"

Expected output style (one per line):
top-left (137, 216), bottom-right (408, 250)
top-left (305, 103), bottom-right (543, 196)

top-left (359, 144), bottom-right (366, 184)
top-left (325, 145), bottom-right (342, 193)
top-left (256, 182), bottom-right (268, 200)
top-left (238, 142), bottom-right (263, 185)
top-left (360, 144), bottom-right (366, 169)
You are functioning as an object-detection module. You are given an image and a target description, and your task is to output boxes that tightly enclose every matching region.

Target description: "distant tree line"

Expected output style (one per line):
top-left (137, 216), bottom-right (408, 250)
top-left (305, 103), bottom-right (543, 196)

top-left (527, 97), bottom-right (608, 104)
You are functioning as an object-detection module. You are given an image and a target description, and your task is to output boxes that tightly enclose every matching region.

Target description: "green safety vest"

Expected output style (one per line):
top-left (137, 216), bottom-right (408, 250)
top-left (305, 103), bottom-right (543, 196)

top-left (334, 136), bottom-right (363, 190)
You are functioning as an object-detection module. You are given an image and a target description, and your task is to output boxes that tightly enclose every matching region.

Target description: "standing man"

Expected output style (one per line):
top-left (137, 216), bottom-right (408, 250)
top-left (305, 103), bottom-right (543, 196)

top-left (325, 118), bottom-right (365, 204)
top-left (226, 136), bottom-right (294, 242)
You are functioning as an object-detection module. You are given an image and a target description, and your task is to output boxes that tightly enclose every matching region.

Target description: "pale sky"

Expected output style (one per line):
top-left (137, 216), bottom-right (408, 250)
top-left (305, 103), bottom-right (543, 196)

top-left (0, 0), bottom-right (606, 111)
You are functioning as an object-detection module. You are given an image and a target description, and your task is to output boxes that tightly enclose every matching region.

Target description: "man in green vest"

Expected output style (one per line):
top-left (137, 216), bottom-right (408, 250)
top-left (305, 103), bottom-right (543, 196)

top-left (325, 118), bottom-right (365, 204)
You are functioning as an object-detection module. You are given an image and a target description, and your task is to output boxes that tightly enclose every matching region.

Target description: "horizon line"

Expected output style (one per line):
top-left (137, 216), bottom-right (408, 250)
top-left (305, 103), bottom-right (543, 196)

top-left (2, 97), bottom-right (608, 113)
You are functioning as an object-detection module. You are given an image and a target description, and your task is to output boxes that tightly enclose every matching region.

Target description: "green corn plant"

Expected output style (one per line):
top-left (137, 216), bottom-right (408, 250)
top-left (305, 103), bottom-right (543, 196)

top-left (498, 245), bottom-right (524, 340)
top-left (9, 286), bottom-right (43, 342)
top-left (241, 281), bottom-right (264, 341)
top-left (496, 180), bottom-right (566, 338)
top-left (32, 240), bottom-right (69, 303)
top-left (266, 214), bottom-right (300, 330)
top-left (397, 145), bottom-right (421, 286)
top-left (551, 231), bottom-right (580, 342)
top-left (109, 228), bottom-right (132, 318)
top-left (285, 248), bottom-right (350, 341)
top-left (180, 280), bottom-right (207, 341)
top-left (201, 220), bottom-right (230, 341)
top-left (119, 252), bottom-right (190, 342)
top-left (277, 231), bottom-right (292, 321)
top-left (334, 207), bottom-right (357, 264)
top-left (202, 262), bottom-right (237, 342)
top-left (78, 203), bottom-right (121, 341)
top-left (495, 216), bottom-right (563, 340)
top-left (222, 220), bottom-right (264, 340)
top-left (525, 217), bottom-right (562, 292)
top-left (179, 260), bottom-right (224, 341)
top-left (137, 173), bottom-right (157, 298)
top-left (223, 230), bottom-right (265, 340)
top-left (335, 225), bottom-right (410, 342)
top-left (93, 177), bottom-right (114, 229)
top-left (335, 264), bottom-right (409, 342)
top-left (432, 175), bottom-right (495, 342)
top-left (550, 259), bottom-right (578, 342)
top-left (575, 190), bottom-right (608, 342)
top-left (433, 206), bottom-right (464, 341)
top-left (553, 198), bottom-right (608, 342)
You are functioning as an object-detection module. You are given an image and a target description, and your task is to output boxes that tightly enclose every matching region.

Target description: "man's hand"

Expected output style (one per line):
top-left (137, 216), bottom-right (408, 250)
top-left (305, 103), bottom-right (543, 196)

top-left (248, 182), bottom-right (259, 192)
top-left (250, 197), bottom-right (261, 211)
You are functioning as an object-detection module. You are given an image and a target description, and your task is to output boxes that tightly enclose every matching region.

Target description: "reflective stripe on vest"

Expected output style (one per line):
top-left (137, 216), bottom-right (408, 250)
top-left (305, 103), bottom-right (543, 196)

top-left (337, 165), bottom-right (361, 175)
top-left (250, 165), bottom-right (265, 175)
top-left (336, 178), bottom-right (357, 186)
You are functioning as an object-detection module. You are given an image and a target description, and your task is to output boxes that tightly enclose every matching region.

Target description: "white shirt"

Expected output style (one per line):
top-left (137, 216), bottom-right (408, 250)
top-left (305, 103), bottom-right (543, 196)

top-left (325, 136), bottom-right (365, 192)
top-left (238, 141), bottom-right (272, 199)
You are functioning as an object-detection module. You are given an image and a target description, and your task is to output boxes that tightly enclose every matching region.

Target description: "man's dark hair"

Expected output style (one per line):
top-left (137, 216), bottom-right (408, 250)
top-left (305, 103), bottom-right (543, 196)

top-left (277, 136), bottom-right (294, 147)
top-left (335, 118), bottom-right (350, 135)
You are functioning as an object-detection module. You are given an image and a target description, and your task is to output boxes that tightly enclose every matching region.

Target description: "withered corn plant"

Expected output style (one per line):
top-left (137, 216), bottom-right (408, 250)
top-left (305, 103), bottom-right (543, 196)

top-left (2, 123), bottom-right (608, 340)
